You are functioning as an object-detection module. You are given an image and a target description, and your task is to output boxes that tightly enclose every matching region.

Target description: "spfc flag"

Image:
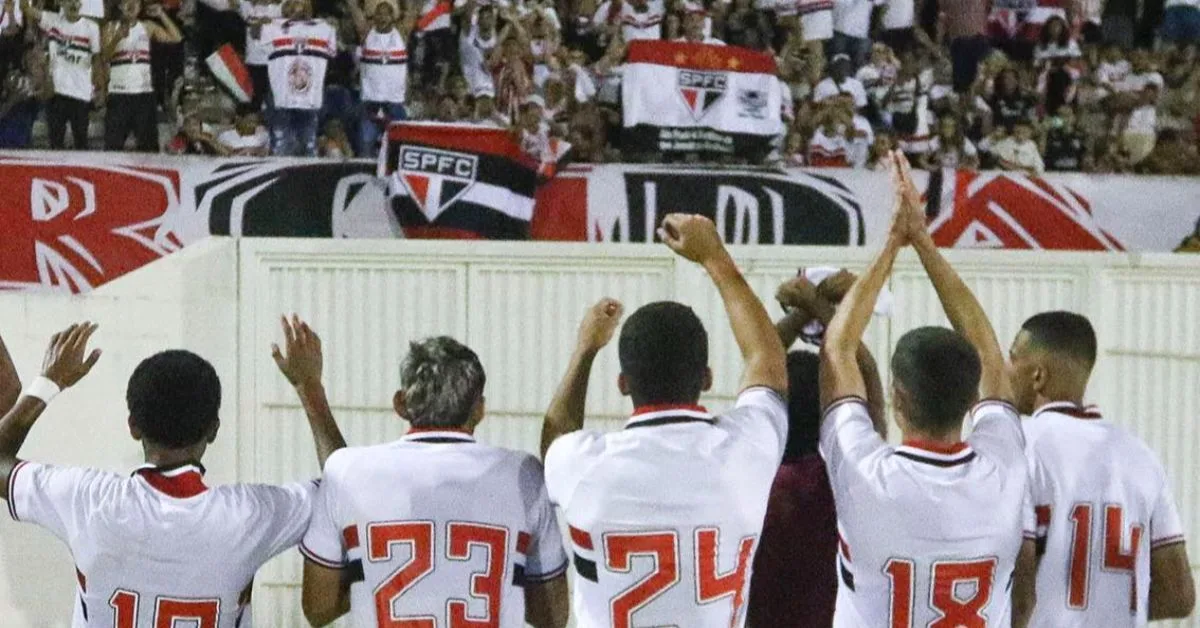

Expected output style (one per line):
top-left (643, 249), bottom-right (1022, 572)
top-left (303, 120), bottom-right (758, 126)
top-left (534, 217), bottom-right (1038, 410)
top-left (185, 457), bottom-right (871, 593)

top-left (622, 40), bottom-right (783, 159)
top-left (381, 122), bottom-right (556, 239)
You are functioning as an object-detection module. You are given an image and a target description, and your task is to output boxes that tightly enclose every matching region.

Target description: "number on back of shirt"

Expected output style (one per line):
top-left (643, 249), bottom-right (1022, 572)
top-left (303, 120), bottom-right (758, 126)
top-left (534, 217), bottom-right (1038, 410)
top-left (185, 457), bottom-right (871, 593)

top-left (110, 590), bottom-right (220, 628)
top-left (884, 557), bottom-right (997, 628)
top-left (368, 520), bottom-right (509, 628)
top-left (598, 528), bottom-right (756, 628)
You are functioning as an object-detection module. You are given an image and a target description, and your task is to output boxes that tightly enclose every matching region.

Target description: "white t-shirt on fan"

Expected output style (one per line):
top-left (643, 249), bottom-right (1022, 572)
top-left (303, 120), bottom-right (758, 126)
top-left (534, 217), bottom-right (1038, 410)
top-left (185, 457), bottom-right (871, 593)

top-left (41, 12), bottom-right (101, 102)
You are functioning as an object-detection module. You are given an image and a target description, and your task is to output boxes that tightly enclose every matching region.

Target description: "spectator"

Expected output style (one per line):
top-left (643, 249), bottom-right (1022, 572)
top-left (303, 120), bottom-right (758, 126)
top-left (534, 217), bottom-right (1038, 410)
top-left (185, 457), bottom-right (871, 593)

top-left (857, 42), bottom-right (899, 112)
top-left (1120, 84), bottom-right (1159, 165)
top-left (1161, 0), bottom-right (1200, 45)
top-left (720, 0), bottom-right (772, 50)
top-left (0, 0), bottom-right (22, 82)
top-left (615, 0), bottom-right (664, 41)
top-left (807, 104), bottom-right (850, 166)
top-left (1042, 105), bottom-right (1090, 171)
top-left (923, 114), bottom-right (979, 169)
top-left (460, 2), bottom-right (499, 96)
top-left (23, 0), bottom-right (101, 150)
top-left (793, 0), bottom-right (835, 49)
top-left (831, 0), bottom-right (883, 69)
top-left (993, 118), bottom-right (1045, 174)
top-left (0, 47), bottom-right (49, 148)
top-left (942, 0), bottom-right (991, 92)
top-left (1101, 0), bottom-right (1143, 47)
top-left (412, 0), bottom-right (454, 90)
top-left (1034, 15), bottom-right (1081, 65)
top-left (102, 0), bottom-right (183, 152)
top-left (781, 129), bottom-right (807, 165)
top-left (1096, 42), bottom-right (1132, 94)
top-left (677, 5), bottom-right (723, 43)
top-left (516, 93), bottom-right (549, 159)
top-left (866, 127), bottom-right (896, 169)
top-left (262, 0), bottom-right (337, 156)
top-left (528, 7), bottom-right (562, 86)
top-left (990, 67), bottom-right (1035, 131)
top-left (232, 0), bottom-right (283, 110)
top-left (471, 87), bottom-right (507, 125)
top-left (814, 53), bottom-right (868, 109)
top-left (317, 116), bottom-right (353, 156)
top-left (217, 107), bottom-right (270, 154)
top-left (346, 0), bottom-right (410, 156)
top-left (167, 113), bottom-right (230, 154)
top-left (878, 0), bottom-right (916, 53)
top-left (490, 13), bottom-right (534, 118)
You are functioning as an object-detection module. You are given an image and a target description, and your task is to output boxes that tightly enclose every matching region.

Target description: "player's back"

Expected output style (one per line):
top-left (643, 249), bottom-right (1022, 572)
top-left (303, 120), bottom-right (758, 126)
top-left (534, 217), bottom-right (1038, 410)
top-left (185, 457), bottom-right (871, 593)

top-left (544, 388), bottom-right (788, 628)
top-left (9, 461), bottom-right (314, 627)
top-left (821, 398), bottom-right (1028, 628)
top-left (300, 431), bottom-right (567, 628)
top-left (1025, 403), bottom-right (1185, 628)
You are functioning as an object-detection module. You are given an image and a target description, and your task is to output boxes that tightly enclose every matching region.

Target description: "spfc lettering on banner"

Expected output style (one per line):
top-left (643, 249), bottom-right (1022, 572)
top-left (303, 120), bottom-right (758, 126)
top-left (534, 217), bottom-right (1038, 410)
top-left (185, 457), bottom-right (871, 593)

top-left (397, 146), bottom-right (479, 219)
top-left (677, 70), bottom-right (727, 120)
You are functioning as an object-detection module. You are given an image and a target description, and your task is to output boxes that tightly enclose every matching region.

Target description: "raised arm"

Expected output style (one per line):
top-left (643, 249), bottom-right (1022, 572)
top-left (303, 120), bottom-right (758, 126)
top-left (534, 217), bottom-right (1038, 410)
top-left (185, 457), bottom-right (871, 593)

top-left (900, 152), bottom-right (1012, 401)
top-left (0, 333), bottom-right (19, 415)
top-left (0, 323), bottom-right (101, 500)
top-left (271, 315), bottom-right (346, 469)
top-left (820, 157), bottom-right (907, 410)
top-left (20, 0), bottom-right (42, 25)
top-left (344, 0), bottom-right (369, 41)
top-left (144, 4), bottom-right (183, 43)
top-left (539, 298), bottom-right (623, 459)
top-left (659, 214), bottom-right (787, 396)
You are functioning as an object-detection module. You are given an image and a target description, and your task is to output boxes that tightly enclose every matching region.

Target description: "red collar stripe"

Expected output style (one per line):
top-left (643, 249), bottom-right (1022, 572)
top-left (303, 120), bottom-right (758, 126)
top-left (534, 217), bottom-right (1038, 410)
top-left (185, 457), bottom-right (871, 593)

top-left (632, 403), bottom-right (708, 416)
top-left (136, 467), bottom-right (208, 498)
top-left (901, 440), bottom-right (970, 454)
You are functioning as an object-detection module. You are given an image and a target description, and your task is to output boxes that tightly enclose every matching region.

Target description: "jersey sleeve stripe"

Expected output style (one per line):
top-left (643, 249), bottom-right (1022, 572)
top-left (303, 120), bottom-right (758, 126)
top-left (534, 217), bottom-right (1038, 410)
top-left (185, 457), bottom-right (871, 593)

top-left (516, 531), bottom-right (531, 555)
top-left (524, 559), bottom-right (570, 584)
top-left (299, 542), bottom-right (346, 569)
top-left (342, 525), bottom-right (360, 550)
top-left (1151, 535), bottom-right (1186, 550)
top-left (568, 525), bottom-right (594, 550)
top-left (7, 460), bottom-right (28, 522)
top-left (821, 395), bottom-right (867, 418)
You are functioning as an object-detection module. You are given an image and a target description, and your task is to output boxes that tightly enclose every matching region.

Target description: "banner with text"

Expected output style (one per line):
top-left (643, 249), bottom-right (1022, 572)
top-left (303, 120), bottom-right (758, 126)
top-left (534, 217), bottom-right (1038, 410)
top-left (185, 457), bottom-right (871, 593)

top-left (621, 41), bottom-right (784, 159)
top-left (0, 151), bottom-right (1196, 294)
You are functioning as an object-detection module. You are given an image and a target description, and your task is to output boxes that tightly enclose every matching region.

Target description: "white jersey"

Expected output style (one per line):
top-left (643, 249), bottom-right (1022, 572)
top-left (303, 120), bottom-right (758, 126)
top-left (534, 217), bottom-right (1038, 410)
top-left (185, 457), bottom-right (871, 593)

top-left (545, 388), bottom-right (788, 628)
top-left (619, 1), bottom-right (664, 41)
top-left (108, 21), bottom-right (152, 95)
top-left (40, 12), bottom-right (101, 102)
top-left (459, 24), bottom-right (497, 95)
top-left (359, 28), bottom-right (407, 104)
top-left (1024, 402), bottom-right (1187, 628)
top-left (7, 462), bottom-right (315, 628)
top-left (240, 1), bottom-right (283, 66)
top-left (263, 18), bottom-right (336, 110)
top-left (821, 398), bottom-right (1029, 628)
top-left (301, 431), bottom-right (569, 628)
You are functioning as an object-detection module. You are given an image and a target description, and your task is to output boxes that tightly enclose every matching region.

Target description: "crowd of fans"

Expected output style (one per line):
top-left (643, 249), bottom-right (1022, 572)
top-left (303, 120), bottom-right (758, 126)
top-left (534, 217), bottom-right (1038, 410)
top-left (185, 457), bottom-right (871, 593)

top-left (1, 0), bottom-right (1200, 174)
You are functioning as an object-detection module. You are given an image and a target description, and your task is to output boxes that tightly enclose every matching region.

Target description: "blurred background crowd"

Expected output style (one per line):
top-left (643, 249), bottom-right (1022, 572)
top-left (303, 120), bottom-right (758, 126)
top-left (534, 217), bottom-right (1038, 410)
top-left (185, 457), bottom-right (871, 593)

top-left (1, 0), bottom-right (1199, 174)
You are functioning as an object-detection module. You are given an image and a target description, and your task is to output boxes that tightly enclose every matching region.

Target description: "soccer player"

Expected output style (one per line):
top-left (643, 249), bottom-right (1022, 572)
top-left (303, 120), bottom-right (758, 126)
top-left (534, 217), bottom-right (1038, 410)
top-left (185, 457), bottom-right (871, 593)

top-left (0, 316), bottom-right (346, 627)
top-left (299, 336), bottom-right (570, 627)
top-left (748, 275), bottom-right (886, 627)
top-left (1010, 311), bottom-right (1195, 626)
top-left (819, 153), bottom-right (1035, 628)
top-left (540, 213), bottom-right (789, 627)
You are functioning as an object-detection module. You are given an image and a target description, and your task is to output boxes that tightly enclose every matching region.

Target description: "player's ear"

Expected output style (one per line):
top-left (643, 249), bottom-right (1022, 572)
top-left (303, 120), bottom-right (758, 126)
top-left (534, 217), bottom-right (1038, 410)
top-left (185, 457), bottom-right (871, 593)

top-left (702, 367), bottom-right (713, 393)
top-left (128, 416), bottom-right (143, 441)
top-left (469, 395), bottom-right (486, 429)
top-left (207, 419), bottom-right (220, 444)
top-left (617, 373), bottom-right (630, 397)
top-left (891, 381), bottom-right (911, 427)
top-left (393, 390), bottom-right (408, 418)
top-left (1032, 365), bottom-right (1048, 394)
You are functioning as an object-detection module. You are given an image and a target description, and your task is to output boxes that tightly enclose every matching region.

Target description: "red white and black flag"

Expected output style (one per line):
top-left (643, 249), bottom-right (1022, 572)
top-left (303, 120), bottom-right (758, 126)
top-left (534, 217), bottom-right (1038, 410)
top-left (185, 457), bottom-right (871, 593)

top-left (380, 122), bottom-right (567, 239)
top-left (622, 41), bottom-right (783, 159)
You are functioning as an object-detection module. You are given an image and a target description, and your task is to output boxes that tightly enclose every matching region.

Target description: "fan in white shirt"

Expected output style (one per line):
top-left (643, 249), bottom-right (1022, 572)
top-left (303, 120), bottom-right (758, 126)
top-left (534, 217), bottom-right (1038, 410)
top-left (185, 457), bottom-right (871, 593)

top-left (618, 0), bottom-right (664, 41)
top-left (1008, 312), bottom-right (1195, 626)
top-left (819, 153), bottom-right (1035, 628)
top-left (218, 109), bottom-right (270, 155)
top-left (0, 317), bottom-right (347, 628)
top-left (674, 8), bottom-right (725, 44)
top-left (813, 53), bottom-right (868, 109)
top-left (459, 2), bottom-right (500, 95)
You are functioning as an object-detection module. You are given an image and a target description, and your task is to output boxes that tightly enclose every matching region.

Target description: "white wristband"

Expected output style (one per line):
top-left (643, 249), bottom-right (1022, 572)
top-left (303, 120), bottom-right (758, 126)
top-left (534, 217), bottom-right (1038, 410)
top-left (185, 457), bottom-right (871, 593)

top-left (24, 377), bottom-right (61, 404)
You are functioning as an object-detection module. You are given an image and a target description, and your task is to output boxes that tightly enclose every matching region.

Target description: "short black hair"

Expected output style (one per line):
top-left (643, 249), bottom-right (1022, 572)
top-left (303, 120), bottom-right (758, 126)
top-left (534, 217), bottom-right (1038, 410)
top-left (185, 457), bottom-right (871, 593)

top-left (783, 351), bottom-right (821, 462)
top-left (618, 302), bottom-right (708, 406)
top-left (891, 327), bottom-right (981, 435)
top-left (127, 351), bottom-right (221, 449)
top-left (1020, 311), bottom-right (1097, 368)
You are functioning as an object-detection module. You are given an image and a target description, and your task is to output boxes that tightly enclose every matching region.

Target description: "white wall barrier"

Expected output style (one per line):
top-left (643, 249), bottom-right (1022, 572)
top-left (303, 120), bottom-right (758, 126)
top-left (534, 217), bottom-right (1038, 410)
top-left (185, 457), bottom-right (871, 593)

top-left (0, 238), bottom-right (1197, 626)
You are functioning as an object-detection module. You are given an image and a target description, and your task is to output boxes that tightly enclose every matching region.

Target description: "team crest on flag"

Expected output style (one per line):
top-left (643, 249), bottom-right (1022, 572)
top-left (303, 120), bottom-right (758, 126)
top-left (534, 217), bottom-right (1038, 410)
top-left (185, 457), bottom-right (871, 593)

top-left (677, 69), bottom-right (727, 121)
top-left (396, 146), bottom-right (479, 220)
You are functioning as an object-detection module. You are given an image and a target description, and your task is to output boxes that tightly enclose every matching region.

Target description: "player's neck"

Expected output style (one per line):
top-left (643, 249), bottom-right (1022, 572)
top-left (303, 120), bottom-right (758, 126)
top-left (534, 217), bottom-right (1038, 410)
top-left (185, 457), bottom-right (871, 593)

top-left (900, 429), bottom-right (962, 447)
top-left (142, 444), bottom-right (207, 468)
top-left (1035, 390), bottom-right (1086, 411)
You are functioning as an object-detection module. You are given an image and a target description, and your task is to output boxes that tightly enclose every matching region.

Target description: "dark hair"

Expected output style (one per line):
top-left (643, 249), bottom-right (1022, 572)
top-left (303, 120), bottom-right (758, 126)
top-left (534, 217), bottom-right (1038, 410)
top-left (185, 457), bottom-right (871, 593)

top-left (1020, 311), bottom-right (1097, 368)
top-left (1040, 16), bottom-right (1071, 48)
top-left (891, 327), bottom-right (981, 435)
top-left (783, 351), bottom-right (821, 461)
top-left (618, 302), bottom-right (708, 406)
top-left (127, 351), bottom-right (222, 449)
top-left (400, 337), bottom-right (487, 429)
